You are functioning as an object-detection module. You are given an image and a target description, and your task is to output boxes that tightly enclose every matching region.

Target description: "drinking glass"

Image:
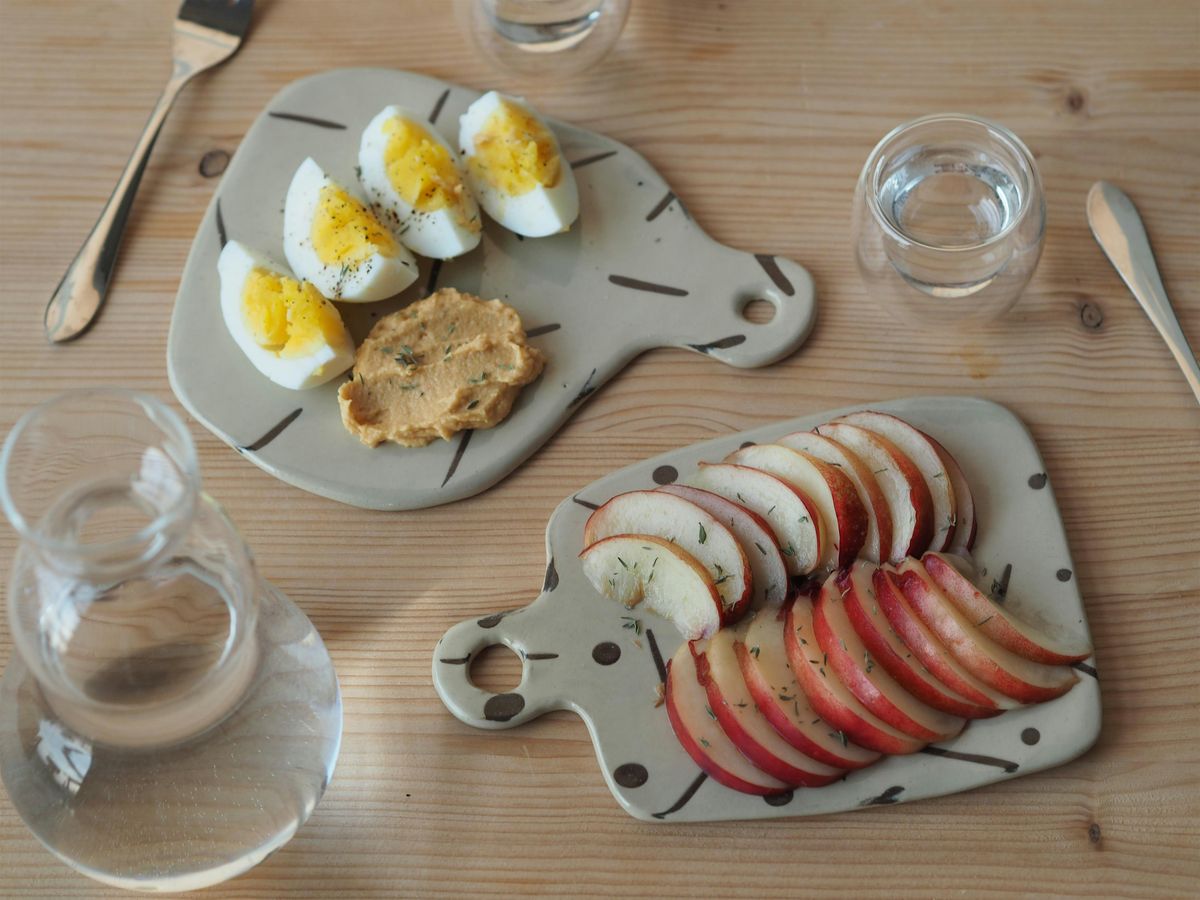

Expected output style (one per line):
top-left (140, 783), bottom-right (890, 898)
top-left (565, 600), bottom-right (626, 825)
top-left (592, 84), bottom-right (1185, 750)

top-left (852, 113), bottom-right (1046, 326)
top-left (0, 389), bottom-right (342, 892)
top-left (456, 0), bottom-right (631, 76)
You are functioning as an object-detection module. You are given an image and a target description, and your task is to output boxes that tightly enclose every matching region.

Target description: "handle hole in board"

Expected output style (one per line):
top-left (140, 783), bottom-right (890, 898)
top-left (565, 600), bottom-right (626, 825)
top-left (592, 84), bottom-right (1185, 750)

top-left (470, 644), bottom-right (523, 694)
top-left (741, 297), bottom-right (776, 324)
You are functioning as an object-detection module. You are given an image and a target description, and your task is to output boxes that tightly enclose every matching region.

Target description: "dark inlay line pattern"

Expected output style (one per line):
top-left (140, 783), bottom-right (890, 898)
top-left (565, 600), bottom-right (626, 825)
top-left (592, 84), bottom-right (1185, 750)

top-left (1057, 568), bottom-right (1073, 582)
top-left (525, 323), bottom-right (562, 338)
top-left (688, 335), bottom-right (746, 354)
top-left (428, 88), bottom-right (450, 125)
top-left (1072, 661), bottom-right (1099, 679)
top-left (920, 746), bottom-right (1019, 773)
top-left (542, 557), bottom-right (559, 592)
top-left (524, 652), bottom-right (559, 661)
top-left (440, 428), bottom-right (473, 487)
top-left (477, 610), bottom-right (512, 629)
top-left (1028, 472), bottom-right (1048, 489)
top-left (239, 408), bottom-right (302, 452)
top-left (645, 628), bottom-right (668, 684)
top-left (754, 254), bottom-right (796, 296)
top-left (990, 563), bottom-right (1013, 603)
top-left (268, 111), bottom-right (347, 130)
top-left (568, 367), bottom-right (598, 407)
top-left (608, 274), bottom-right (689, 297)
top-left (570, 149), bottom-right (618, 169)
top-left (652, 771), bottom-right (708, 819)
top-left (572, 496), bottom-right (600, 510)
top-left (215, 199), bottom-right (228, 248)
top-left (646, 190), bottom-right (676, 221)
top-left (439, 654), bottom-right (471, 666)
top-left (861, 785), bottom-right (905, 806)
top-left (426, 258), bottom-right (443, 295)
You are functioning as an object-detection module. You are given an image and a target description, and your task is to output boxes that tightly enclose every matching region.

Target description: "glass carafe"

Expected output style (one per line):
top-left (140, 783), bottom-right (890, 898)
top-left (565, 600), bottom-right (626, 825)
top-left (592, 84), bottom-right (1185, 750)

top-left (0, 389), bottom-right (342, 892)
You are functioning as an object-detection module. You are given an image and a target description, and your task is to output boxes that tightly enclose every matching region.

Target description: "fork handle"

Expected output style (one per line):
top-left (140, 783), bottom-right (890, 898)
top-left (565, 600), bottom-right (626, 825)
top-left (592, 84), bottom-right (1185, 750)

top-left (44, 73), bottom-right (191, 343)
top-left (1086, 181), bottom-right (1200, 405)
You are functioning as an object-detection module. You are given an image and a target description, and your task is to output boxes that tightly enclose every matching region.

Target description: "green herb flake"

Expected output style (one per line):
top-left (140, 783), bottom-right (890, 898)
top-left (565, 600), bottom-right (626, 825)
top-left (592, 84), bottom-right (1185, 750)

top-left (750, 646), bottom-right (760, 658)
top-left (698, 523), bottom-right (708, 544)
top-left (617, 557), bottom-right (629, 570)
top-left (754, 541), bottom-right (767, 555)
top-left (705, 705), bottom-right (717, 721)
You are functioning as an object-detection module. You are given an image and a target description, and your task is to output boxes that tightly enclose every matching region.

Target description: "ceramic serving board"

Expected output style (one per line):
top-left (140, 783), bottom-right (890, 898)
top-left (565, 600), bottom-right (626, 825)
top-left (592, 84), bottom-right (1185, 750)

top-left (166, 68), bottom-right (816, 510)
top-left (433, 396), bottom-right (1100, 822)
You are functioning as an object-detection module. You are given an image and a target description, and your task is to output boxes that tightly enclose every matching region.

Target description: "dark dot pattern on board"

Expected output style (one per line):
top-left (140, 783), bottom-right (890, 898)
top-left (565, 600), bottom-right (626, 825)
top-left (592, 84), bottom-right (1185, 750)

top-left (764, 790), bottom-right (794, 807)
top-left (199, 149), bottom-right (229, 178)
top-left (1021, 727), bottom-right (1041, 745)
top-left (592, 642), bottom-right (621, 665)
top-left (483, 692), bottom-right (524, 722)
top-left (1028, 473), bottom-right (1048, 489)
top-left (613, 763), bottom-right (648, 789)
top-left (652, 465), bottom-right (678, 485)
top-left (1057, 568), bottom-right (1073, 582)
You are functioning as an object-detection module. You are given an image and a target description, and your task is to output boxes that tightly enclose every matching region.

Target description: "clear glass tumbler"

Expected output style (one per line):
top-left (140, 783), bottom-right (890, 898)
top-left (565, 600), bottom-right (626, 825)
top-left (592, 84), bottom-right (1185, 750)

top-left (0, 389), bottom-right (342, 892)
top-left (852, 113), bottom-right (1046, 326)
top-left (457, 0), bottom-right (631, 76)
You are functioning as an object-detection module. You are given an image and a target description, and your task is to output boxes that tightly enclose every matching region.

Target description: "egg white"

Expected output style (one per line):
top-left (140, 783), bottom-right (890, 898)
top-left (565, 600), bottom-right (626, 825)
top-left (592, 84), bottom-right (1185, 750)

top-left (218, 240), bottom-right (354, 390)
top-left (358, 106), bottom-right (481, 260)
top-left (459, 91), bottom-right (579, 238)
top-left (283, 157), bottom-right (418, 303)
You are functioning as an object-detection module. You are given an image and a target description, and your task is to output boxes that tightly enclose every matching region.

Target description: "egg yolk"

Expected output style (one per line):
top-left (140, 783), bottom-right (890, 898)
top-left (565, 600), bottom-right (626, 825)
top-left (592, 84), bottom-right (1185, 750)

top-left (311, 185), bottom-right (398, 266)
top-left (383, 117), bottom-right (475, 226)
top-left (242, 268), bottom-right (344, 357)
top-left (469, 101), bottom-right (561, 196)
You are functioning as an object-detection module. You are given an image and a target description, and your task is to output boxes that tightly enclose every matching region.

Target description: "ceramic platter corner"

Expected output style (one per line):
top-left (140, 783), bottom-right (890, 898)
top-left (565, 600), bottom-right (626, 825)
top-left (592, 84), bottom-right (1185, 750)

top-left (166, 68), bottom-right (817, 510)
top-left (432, 396), bottom-right (1101, 822)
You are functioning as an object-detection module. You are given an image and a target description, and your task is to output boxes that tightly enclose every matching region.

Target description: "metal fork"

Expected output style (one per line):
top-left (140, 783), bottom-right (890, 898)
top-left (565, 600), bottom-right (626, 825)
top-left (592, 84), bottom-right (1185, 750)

top-left (44, 0), bottom-right (254, 343)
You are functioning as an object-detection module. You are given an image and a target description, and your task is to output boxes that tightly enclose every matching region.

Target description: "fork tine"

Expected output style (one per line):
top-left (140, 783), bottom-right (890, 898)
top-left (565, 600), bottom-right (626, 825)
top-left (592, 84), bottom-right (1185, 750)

top-left (177, 0), bottom-right (254, 39)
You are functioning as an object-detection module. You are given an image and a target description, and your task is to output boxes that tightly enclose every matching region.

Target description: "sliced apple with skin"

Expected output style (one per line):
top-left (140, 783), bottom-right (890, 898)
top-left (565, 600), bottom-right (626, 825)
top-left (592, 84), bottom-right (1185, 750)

top-left (891, 559), bottom-right (1079, 703)
top-left (694, 626), bottom-right (844, 786)
top-left (833, 411), bottom-right (957, 552)
top-left (784, 594), bottom-right (926, 755)
top-left (583, 490), bottom-right (752, 622)
top-left (665, 644), bottom-right (790, 796)
top-left (924, 436), bottom-right (977, 554)
top-left (872, 567), bottom-right (1019, 710)
top-left (923, 553), bottom-right (1092, 664)
top-left (658, 484), bottom-right (790, 608)
top-left (724, 444), bottom-right (867, 572)
top-left (815, 422), bottom-right (934, 563)
top-left (689, 463), bottom-right (822, 577)
top-left (579, 535), bottom-right (722, 640)
top-left (777, 430), bottom-right (893, 565)
top-left (812, 571), bottom-right (966, 741)
top-left (737, 608), bottom-right (880, 770)
top-left (837, 561), bottom-right (1000, 718)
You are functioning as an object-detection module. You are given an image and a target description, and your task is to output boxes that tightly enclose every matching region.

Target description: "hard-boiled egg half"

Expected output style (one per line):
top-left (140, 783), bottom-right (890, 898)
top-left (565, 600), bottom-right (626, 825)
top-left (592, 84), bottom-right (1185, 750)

top-left (358, 106), bottom-right (481, 260)
top-left (459, 91), bottom-right (579, 238)
top-left (283, 157), bottom-right (418, 302)
top-left (218, 240), bottom-right (354, 390)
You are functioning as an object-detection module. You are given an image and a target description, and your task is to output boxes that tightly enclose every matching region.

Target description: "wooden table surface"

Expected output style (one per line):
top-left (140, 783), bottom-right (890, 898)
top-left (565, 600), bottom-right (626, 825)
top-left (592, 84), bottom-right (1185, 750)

top-left (1, 0), bottom-right (1198, 896)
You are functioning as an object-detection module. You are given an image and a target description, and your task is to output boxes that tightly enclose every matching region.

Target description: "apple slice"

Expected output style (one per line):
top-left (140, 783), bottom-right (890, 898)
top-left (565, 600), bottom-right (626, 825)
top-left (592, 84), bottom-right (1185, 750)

top-left (924, 436), bottom-right (977, 554)
top-left (833, 411), bottom-right (958, 552)
top-left (689, 463), bottom-right (822, 577)
top-left (891, 559), bottom-right (1079, 703)
top-left (583, 491), bottom-right (752, 621)
top-left (922, 553), bottom-right (1093, 664)
top-left (665, 643), bottom-right (790, 796)
top-left (737, 609), bottom-right (880, 770)
top-left (872, 567), bottom-right (1020, 710)
top-left (724, 444), bottom-right (867, 572)
top-left (580, 535), bottom-right (721, 640)
top-left (658, 484), bottom-right (790, 608)
top-left (784, 594), bottom-right (926, 755)
top-left (814, 421), bottom-right (934, 562)
top-left (837, 561), bottom-right (999, 718)
top-left (694, 627), bottom-right (844, 786)
top-left (777, 430), bottom-right (893, 564)
top-left (812, 572), bottom-right (966, 741)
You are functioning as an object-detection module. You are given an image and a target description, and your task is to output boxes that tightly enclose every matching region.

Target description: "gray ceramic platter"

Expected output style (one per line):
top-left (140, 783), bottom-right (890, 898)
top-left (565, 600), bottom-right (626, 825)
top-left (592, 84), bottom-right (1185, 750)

top-left (166, 68), bottom-right (816, 510)
top-left (433, 396), bottom-right (1100, 822)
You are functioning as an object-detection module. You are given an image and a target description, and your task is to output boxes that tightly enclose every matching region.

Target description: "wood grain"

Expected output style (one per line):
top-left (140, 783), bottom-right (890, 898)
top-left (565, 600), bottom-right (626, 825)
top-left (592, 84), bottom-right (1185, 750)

top-left (0, 0), bottom-right (1197, 896)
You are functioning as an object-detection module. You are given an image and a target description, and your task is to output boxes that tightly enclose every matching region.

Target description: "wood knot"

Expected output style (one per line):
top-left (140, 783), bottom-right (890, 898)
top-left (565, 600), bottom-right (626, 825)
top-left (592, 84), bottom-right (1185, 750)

top-left (1066, 88), bottom-right (1086, 113)
top-left (1088, 822), bottom-right (1102, 845)
top-left (1079, 302), bottom-right (1104, 330)
top-left (199, 149), bottom-right (230, 178)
